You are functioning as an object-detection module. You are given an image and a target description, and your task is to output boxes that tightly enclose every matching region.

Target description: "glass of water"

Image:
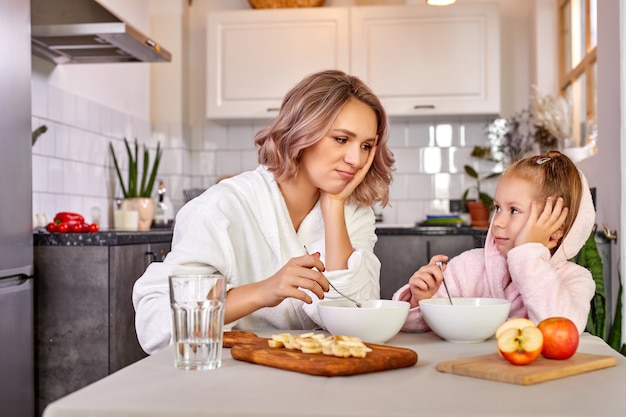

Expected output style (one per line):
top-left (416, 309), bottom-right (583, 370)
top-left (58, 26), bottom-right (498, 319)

top-left (169, 274), bottom-right (226, 370)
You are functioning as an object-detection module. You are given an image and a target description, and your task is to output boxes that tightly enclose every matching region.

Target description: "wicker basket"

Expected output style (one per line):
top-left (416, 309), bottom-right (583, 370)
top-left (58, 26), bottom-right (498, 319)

top-left (248, 0), bottom-right (325, 8)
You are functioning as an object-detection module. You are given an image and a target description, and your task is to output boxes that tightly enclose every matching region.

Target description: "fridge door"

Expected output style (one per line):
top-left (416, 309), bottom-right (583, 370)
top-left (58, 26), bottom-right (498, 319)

top-left (0, 277), bottom-right (34, 417)
top-left (0, 0), bottom-right (33, 280)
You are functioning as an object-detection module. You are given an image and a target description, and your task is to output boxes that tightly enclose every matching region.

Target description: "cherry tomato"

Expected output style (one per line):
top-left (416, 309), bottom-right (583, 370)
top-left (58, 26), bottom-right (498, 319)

top-left (81, 223), bottom-right (89, 232)
top-left (46, 222), bottom-right (57, 233)
top-left (56, 223), bottom-right (69, 233)
top-left (71, 223), bottom-right (83, 233)
top-left (88, 223), bottom-right (99, 233)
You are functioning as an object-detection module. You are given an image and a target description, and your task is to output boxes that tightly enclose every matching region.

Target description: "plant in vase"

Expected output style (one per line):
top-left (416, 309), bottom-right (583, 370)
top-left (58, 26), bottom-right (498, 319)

top-left (109, 138), bottom-right (162, 231)
top-left (461, 146), bottom-right (501, 228)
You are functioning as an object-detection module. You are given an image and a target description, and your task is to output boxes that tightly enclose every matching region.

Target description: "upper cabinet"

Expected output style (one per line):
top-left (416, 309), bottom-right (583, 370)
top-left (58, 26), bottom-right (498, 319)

top-left (207, 8), bottom-right (350, 120)
top-left (206, 3), bottom-right (500, 120)
top-left (351, 3), bottom-right (500, 117)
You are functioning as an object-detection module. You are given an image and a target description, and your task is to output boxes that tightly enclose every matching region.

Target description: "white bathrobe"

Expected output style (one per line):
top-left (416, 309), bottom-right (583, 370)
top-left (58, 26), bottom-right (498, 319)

top-left (394, 170), bottom-right (596, 334)
top-left (133, 166), bottom-right (381, 354)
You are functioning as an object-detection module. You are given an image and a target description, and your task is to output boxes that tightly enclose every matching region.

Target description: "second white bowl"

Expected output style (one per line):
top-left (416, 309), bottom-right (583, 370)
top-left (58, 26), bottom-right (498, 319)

top-left (419, 297), bottom-right (511, 343)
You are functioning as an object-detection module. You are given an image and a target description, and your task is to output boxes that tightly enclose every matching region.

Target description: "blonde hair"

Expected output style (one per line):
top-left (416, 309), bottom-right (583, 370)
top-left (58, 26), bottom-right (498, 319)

top-left (254, 70), bottom-right (395, 207)
top-left (502, 150), bottom-right (582, 239)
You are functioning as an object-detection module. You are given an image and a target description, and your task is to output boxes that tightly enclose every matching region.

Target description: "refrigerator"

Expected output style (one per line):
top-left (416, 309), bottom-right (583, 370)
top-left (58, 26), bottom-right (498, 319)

top-left (0, 0), bottom-right (35, 416)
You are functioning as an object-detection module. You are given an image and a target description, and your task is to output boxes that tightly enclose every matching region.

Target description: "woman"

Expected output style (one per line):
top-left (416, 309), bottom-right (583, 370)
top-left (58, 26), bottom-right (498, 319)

top-left (133, 70), bottom-right (395, 354)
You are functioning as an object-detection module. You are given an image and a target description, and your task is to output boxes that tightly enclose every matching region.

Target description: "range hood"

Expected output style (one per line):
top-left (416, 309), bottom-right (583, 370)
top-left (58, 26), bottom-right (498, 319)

top-left (31, 0), bottom-right (171, 64)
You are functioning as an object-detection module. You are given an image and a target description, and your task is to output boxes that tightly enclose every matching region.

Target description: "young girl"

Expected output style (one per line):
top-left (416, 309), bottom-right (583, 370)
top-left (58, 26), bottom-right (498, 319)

top-left (393, 150), bottom-right (596, 334)
top-left (133, 70), bottom-right (395, 354)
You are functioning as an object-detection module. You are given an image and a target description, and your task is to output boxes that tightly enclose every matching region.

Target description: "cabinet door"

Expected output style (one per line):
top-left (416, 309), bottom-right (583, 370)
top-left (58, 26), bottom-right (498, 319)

top-left (374, 235), bottom-right (430, 300)
top-left (34, 246), bottom-right (109, 416)
top-left (375, 234), bottom-right (478, 300)
top-left (207, 8), bottom-right (350, 120)
top-left (351, 3), bottom-right (500, 116)
top-left (109, 242), bottom-right (171, 372)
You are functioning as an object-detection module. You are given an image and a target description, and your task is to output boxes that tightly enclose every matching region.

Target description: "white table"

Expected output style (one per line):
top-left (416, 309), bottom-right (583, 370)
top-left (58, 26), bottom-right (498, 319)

top-left (43, 331), bottom-right (626, 417)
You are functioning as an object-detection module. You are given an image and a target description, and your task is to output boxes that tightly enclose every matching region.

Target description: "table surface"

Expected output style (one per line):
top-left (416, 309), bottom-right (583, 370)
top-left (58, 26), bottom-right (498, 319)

top-left (43, 331), bottom-right (626, 417)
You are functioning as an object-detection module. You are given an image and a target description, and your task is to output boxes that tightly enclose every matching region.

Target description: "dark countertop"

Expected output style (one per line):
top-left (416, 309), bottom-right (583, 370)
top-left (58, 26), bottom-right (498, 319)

top-left (375, 224), bottom-right (488, 236)
top-left (34, 229), bottom-right (174, 246)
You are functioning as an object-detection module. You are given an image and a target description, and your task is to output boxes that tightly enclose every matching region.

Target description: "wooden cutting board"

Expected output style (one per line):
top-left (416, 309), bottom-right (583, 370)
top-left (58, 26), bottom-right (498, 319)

top-left (223, 331), bottom-right (418, 377)
top-left (436, 352), bottom-right (617, 385)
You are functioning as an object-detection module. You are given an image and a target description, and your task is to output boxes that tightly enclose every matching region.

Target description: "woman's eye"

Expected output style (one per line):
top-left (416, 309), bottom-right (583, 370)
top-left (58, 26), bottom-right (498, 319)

top-left (361, 143), bottom-right (373, 151)
top-left (335, 137), bottom-right (348, 144)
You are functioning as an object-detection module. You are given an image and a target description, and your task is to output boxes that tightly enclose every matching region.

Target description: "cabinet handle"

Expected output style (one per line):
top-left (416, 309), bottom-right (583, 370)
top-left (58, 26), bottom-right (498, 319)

top-left (413, 105), bottom-right (435, 110)
top-left (144, 252), bottom-right (156, 269)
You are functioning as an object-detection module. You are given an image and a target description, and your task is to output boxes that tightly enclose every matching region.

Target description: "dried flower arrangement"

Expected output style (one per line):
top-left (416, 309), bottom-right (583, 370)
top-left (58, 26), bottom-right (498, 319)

top-left (486, 87), bottom-right (571, 166)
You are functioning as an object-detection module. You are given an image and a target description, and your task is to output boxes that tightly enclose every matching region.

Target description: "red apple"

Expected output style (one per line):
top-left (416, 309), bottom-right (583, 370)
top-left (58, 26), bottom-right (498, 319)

top-left (537, 317), bottom-right (579, 360)
top-left (497, 326), bottom-right (544, 366)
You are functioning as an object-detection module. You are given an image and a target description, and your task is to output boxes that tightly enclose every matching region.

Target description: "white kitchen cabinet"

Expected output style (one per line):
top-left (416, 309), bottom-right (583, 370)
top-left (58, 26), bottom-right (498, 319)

top-left (207, 8), bottom-right (350, 120)
top-left (351, 3), bottom-right (500, 117)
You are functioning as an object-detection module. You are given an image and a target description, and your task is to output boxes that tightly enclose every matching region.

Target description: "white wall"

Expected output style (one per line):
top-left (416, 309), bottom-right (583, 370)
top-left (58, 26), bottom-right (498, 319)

top-left (31, 0), bottom-right (159, 228)
top-left (32, 0), bottom-right (534, 229)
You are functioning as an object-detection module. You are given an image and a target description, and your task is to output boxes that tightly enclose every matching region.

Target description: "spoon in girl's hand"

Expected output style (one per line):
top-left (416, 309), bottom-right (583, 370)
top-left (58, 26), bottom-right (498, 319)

top-left (304, 246), bottom-right (362, 308)
top-left (436, 261), bottom-right (453, 305)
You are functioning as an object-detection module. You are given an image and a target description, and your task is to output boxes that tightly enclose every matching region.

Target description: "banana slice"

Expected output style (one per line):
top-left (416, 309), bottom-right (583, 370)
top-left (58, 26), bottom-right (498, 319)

top-left (267, 332), bottom-right (371, 358)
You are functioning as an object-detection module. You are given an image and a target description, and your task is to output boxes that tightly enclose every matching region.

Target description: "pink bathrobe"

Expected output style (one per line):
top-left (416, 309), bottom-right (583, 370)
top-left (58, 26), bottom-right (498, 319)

top-left (393, 171), bottom-right (596, 334)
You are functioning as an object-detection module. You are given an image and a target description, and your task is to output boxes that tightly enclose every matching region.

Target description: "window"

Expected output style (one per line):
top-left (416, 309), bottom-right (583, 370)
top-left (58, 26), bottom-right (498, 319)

top-left (558, 0), bottom-right (597, 148)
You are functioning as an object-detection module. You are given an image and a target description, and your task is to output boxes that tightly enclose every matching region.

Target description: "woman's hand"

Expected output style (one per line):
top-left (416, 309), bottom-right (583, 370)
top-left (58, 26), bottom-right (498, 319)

top-left (515, 196), bottom-right (568, 248)
top-left (321, 145), bottom-right (377, 204)
top-left (259, 252), bottom-right (329, 307)
top-left (407, 255), bottom-right (448, 308)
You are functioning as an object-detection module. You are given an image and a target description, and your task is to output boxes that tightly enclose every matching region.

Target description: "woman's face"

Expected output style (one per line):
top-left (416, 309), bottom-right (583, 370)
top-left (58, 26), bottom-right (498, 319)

top-left (299, 99), bottom-right (378, 195)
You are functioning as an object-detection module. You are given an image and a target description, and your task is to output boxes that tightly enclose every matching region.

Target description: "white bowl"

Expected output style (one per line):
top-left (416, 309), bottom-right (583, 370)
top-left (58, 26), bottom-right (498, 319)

top-left (419, 297), bottom-right (511, 343)
top-left (317, 299), bottom-right (409, 344)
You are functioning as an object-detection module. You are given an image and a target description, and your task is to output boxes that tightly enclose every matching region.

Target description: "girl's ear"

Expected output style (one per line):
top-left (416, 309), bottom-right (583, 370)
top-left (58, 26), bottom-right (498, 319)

top-left (547, 228), bottom-right (565, 251)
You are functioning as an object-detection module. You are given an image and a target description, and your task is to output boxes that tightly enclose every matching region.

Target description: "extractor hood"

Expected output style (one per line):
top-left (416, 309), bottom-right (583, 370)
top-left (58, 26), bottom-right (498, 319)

top-left (31, 0), bottom-right (171, 64)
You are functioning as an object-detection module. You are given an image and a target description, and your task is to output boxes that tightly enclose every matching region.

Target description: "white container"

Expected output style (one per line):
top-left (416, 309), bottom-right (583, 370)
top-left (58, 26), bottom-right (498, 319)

top-left (419, 297), bottom-right (511, 343)
top-left (317, 299), bottom-right (409, 344)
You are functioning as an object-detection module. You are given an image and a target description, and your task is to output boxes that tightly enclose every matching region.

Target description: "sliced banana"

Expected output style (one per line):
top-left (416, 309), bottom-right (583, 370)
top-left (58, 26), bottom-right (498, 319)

top-left (268, 332), bottom-right (371, 358)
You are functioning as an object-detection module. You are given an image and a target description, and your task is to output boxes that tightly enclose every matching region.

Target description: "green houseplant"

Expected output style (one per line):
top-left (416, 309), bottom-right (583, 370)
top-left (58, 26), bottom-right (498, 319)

top-left (109, 138), bottom-right (162, 231)
top-left (575, 231), bottom-right (625, 355)
top-left (460, 164), bottom-right (501, 210)
top-left (460, 146), bottom-right (501, 228)
top-left (109, 138), bottom-right (162, 198)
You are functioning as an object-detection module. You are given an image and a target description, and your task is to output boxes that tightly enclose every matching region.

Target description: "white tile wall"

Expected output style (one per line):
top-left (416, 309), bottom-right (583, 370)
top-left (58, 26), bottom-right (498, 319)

top-left (32, 86), bottom-right (499, 229)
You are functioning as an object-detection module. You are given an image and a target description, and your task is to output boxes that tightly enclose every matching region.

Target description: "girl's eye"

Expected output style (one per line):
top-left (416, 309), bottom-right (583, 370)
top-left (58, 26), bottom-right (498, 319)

top-left (494, 205), bottom-right (501, 213)
top-left (361, 143), bottom-right (373, 151)
top-left (510, 207), bottom-right (520, 214)
top-left (335, 137), bottom-right (348, 144)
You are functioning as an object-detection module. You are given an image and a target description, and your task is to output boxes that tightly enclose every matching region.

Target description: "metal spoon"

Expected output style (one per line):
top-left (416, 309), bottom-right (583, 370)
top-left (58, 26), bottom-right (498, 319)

top-left (304, 246), bottom-right (362, 308)
top-left (436, 261), bottom-right (453, 305)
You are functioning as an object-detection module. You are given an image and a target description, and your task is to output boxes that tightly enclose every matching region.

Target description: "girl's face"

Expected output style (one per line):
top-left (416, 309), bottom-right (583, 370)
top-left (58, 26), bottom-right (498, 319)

top-left (299, 99), bottom-right (378, 195)
top-left (491, 175), bottom-right (537, 256)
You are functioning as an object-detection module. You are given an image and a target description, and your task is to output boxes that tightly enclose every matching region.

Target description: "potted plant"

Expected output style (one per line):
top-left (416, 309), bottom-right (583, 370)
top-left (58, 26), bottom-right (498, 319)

top-left (461, 146), bottom-right (501, 228)
top-left (109, 138), bottom-right (162, 230)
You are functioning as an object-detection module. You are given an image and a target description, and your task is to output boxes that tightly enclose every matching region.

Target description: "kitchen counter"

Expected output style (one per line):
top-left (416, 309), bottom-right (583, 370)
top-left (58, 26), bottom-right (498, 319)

top-left (34, 229), bottom-right (173, 415)
top-left (33, 229), bottom-right (174, 246)
top-left (374, 225), bottom-right (488, 299)
top-left (376, 224), bottom-right (487, 237)
top-left (41, 330), bottom-right (626, 417)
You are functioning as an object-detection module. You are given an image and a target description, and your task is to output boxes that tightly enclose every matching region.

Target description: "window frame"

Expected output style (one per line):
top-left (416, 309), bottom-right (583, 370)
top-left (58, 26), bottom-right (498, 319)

top-left (558, 0), bottom-right (597, 148)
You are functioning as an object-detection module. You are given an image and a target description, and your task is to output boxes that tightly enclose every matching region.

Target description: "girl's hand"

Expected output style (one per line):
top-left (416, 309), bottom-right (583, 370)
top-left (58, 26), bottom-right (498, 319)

top-left (321, 145), bottom-right (377, 204)
top-left (515, 196), bottom-right (568, 248)
top-left (407, 255), bottom-right (448, 308)
top-left (259, 253), bottom-right (329, 307)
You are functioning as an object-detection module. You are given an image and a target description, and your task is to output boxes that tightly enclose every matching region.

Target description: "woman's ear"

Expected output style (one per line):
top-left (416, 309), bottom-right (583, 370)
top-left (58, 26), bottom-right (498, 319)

top-left (547, 228), bottom-right (565, 251)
